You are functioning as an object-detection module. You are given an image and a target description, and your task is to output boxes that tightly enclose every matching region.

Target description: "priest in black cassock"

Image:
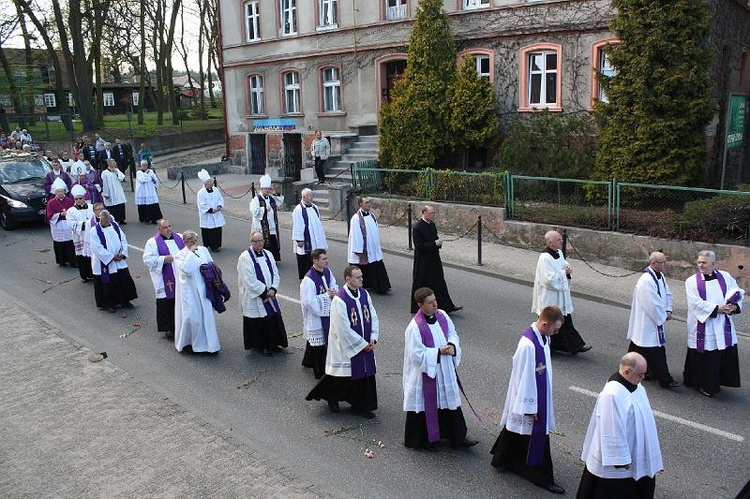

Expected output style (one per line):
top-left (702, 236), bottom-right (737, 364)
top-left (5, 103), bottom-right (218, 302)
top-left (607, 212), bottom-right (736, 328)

top-left (410, 205), bottom-right (461, 314)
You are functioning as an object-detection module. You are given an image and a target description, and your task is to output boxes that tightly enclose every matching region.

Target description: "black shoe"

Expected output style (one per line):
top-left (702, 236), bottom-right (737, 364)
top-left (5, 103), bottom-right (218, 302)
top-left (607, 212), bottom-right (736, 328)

top-left (122, 302), bottom-right (134, 309)
top-left (107, 306), bottom-right (117, 313)
top-left (577, 345), bottom-right (592, 353)
top-left (328, 401), bottom-right (340, 413)
top-left (271, 346), bottom-right (283, 353)
top-left (261, 348), bottom-right (272, 357)
top-left (541, 482), bottom-right (565, 494)
top-left (120, 221), bottom-right (127, 225)
top-left (662, 380), bottom-right (682, 389)
top-left (420, 443), bottom-right (438, 452)
top-left (165, 331), bottom-right (174, 339)
top-left (698, 388), bottom-right (714, 398)
top-left (454, 438), bottom-right (479, 448)
top-left (446, 306), bottom-right (463, 314)
top-left (350, 408), bottom-right (376, 419)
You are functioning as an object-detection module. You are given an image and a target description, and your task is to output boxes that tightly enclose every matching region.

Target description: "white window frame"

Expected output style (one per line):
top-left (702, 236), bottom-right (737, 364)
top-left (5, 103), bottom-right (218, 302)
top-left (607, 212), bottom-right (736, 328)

top-left (67, 93), bottom-right (75, 107)
top-left (597, 50), bottom-right (616, 103)
top-left (0, 94), bottom-right (11, 107)
top-left (473, 55), bottom-right (491, 80)
top-left (385, 0), bottom-right (407, 20)
top-left (283, 71), bottom-right (301, 114)
top-left (248, 75), bottom-right (265, 115)
top-left (44, 93), bottom-right (57, 108)
top-left (245, 1), bottom-right (261, 42)
top-left (319, 0), bottom-right (337, 28)
top-left (321, 67), bottom-right (341, 112)
top-left (34, 94), bottom-right (45, 106)
top-left (464, 0), bottom-right (490, 10)
top-left (280, 0), bottom-right (297, 36)
top-left (131, 91), bottom-right (140, 106)
top-left (103, 92), bottom-right (115, 107)
top-left (528, 51), bottom-right (558, 107)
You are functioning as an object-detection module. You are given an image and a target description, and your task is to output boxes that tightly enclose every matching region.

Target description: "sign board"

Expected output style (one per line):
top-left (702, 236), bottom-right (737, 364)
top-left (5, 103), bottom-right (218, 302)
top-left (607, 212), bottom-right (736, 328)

top-left (726, 94), bottom-right (746, 149)
top-left (253, 118), bottom-right (297, 132)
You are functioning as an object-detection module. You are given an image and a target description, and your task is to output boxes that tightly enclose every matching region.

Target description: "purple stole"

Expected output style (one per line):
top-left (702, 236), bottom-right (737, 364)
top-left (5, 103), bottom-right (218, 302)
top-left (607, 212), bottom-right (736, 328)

top-left (695, 271), bottom-right (740, 352)
top-left (414, 309), bottom-right (451, 443)
top-left (300, 203), bottom-right (320, 253)
top-left (645, 267), bottom-right (666, 345)
top-left (305, 267), bottom-right (332, 343)
top-left (155, 233), bottom-right (184, 299)
top-left (336, 287), bottom-right (375, 380)
top-left (94, 222), bottom-right (122, 283)
top-left (521, 326), bottom-right (548, 466)
top-left (248, 248), bottom-right (281, 317)
top-left (357, 210), bottom-right (375, 265)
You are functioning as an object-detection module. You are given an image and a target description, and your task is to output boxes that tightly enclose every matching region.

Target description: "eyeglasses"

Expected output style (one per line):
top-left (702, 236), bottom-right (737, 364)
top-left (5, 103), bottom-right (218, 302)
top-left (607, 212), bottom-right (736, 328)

top-left (250, 239), bottom-right (264, 243)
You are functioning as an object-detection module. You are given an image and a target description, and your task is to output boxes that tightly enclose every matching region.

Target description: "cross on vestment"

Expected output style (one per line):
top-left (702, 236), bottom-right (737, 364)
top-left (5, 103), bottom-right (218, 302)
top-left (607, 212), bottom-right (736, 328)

top-left (319, 285), bottom-right (325, 294)
top-left (535, 362), bottom-right (546, 376)
top-left (350, 307), bottom-right (358, 326)
top-left (363, 305), bottom-right (371, 323)
top-left (166, 280), bottom-right (174, 294)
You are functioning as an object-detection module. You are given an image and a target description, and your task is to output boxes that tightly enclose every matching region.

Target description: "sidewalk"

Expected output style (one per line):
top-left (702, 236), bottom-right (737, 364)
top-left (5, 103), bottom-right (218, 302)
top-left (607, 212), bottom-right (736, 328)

top-left (0, 290), bottom-right (329, 498)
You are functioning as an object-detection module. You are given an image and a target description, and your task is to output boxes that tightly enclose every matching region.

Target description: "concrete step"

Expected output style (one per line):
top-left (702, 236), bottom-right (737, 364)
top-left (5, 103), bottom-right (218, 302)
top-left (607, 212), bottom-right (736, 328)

top-left (357, 135), bottom-right (380, 143)
top-left (348, 143), bottom-right (379, 152)
top-left (341, 153), bottom-right (378, 162)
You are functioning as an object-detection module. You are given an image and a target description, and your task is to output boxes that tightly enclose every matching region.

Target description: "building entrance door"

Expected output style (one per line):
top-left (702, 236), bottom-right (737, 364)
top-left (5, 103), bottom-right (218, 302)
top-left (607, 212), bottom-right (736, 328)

top-left (385, 60), bottom-right (407, 102)
top-left (282, 133), bottom-right (302, 181)
top-left (248, 133), bottom-right (267, 174)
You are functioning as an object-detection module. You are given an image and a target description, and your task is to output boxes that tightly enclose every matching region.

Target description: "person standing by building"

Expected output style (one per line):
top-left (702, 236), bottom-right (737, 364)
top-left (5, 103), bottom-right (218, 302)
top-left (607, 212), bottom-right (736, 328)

top-left (684, 250), bottom-right (744, 397)
top-left (403, 287), bottom-right (478, 451)
top-left (143, 219), bottom-right (184, 339)
top-left (46, 178), bottom-right (76, 267)
top-left (577, 352), bottom-right (664, 499)
top-left (292, 188), bottom-right (327, 279)
top-left (174, 230), bottom-right (221, 353)
top-left (300, 249), bottom-right (338, 379)
top-left (490, 305), bottom-right (566, 495)
top-left (627, 251), bottom-right (681, 389)
top-left (306, 265), bottom-right (379, 419)
top-left (310, 130), bottom-right (330, 184)
top-left (348, 196), bottom-right (391, 295)
top-left (67, 184), bottom-right (95, 282)
top-left (410, 205), bottom-right (460, 314)
top-left (135, 159), bottom-right (163, 224)
top-left (532, 229), bottom-right (591, 355)
top-left (101, 159), bottom-right (128, 224)
top-left (237, 231), bottom-right (288, 357)
top-left (250, 174), bottom-right (282, 261)
top-left (196, 169), bottom-right (225, 252)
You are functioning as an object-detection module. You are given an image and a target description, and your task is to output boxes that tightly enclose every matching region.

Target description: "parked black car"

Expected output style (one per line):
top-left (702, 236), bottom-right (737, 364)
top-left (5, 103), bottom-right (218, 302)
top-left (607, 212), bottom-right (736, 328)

top-left (0, 153), bottom-right (51, 230)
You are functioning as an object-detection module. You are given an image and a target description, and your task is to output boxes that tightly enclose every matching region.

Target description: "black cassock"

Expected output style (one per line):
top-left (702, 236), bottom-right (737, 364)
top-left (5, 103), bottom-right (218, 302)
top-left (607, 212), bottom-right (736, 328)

top-left (410, 218), bottom-right (456, 313)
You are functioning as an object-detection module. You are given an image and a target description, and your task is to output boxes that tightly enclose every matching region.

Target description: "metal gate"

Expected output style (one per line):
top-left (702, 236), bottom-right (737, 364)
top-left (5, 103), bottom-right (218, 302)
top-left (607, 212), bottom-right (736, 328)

top-left (282, 133), bottom-right (302, 181)
top-left (248, 133), bottom-right (267, 174)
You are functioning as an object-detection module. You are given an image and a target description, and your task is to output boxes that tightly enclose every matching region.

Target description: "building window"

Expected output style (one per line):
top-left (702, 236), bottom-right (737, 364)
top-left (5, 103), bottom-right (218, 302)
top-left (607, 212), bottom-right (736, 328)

top-left (103, 92), bottom-right (115, 107)
top-left (131, 92), bottom-right (139, 106)
top-left (464, 0), bottom-right (490, 10)
top-left (519, 43), bottom-right (562, 111)
top-left (34, 94), bottom-right (45, 106)
top-left (459, 49), bottom-right (494, 82)
top-left (280, 0), bottom-right (297, 36)
top-left (67, 93), bottom-right (75, 107)
top-left (597, 51), bottom-right (616, 103)
top-left (283, 71), bottom-right (301, 114)
top-left (245, 1), bottom-right (261, 42)
top-left (248, 74), bottom-right (265, 115)
top-left (0, 95), bottom-right (11, 107)
top-left (474, 55), bottom-right (491, 80)
top-left (44, 93), bottom-right (56, 108)
top-left (385, 0), bottom-right (407, 20)
top-left (590, 39), bottom-right (619, 108)
top-left (321, 67), bottom-right (342, 112)
top-left (319, 0), bottom-right (337, 28)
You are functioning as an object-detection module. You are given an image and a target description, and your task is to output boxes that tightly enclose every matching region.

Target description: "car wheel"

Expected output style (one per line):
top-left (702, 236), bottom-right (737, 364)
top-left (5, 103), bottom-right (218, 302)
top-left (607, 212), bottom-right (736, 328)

top-left (0, 210), bottom-right (16, 230)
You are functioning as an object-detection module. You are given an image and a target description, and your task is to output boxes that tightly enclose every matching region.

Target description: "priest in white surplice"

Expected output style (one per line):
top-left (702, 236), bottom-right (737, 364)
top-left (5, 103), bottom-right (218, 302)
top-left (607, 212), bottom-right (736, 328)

top-left (196, 169), bottom-right (225, 252)
top-left (577, 352), bottom-right (664, 499)
top-left (627, 251), bottom-right (681, 388)
top-left (135, 159), bottom-right (162, 224)
top-left (89, 209), bottom-right (138, 312)
top-left (143, 219), bottom-right (183, 339)
top-left (348, 196), bottom-right (391, 294)
top-left (292, 188), bottom-right (328, 279)
top-left (101, 159), bottom-right (127, 224)
top-left (683, 250), bottom-right (744, 397)
top-left (300, 249), bottom-right (338, 379)
top-left (490, 305), bottom-right (565, 495)
top-left (250, 174), bottom-right (282, 261)
top-left (67, 184), bottom-right (95, 282)
top-left (403, 287), bottom-right (478, 450)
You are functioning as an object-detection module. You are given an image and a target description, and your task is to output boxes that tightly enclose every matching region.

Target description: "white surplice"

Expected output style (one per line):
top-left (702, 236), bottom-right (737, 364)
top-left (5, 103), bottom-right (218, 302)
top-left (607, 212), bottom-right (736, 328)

top-left (89, 223), bottom-right (129, 275)
top-left (174, 245), bottom-right (220, 353)
top-left (142, 236), bottom-right (180, 299)
top-left (685, 271), bottom-right (744, 351)
top-left (135, 169), bottom-right (159, 205)
top-left (347, 211), bottom-right (384, 264)
top-left (237, 248), bottom-right (281, 318)
top-left (581, 379), bottom-right (663, 480)
top-left (627, 268), bottom-right (673, 347)
top-left (325, 286), bottom-right (379, 377)
top-left (67, 204), bottom-right (94, 255)
top-left (291, 203), bottom-right (328, 255)
top-left (300, 270), bottom-right (338, 346)
top-left (101, 169), bottom-right (126, 207)
top-left (249, 194), bottom-right (279, 235)
top-left (402, 311), bottom-right (462, 412)
top-left (197, 187), bottom-right (225, 229)
top-left (531, 250), bottom-right (573, 315)
top-left (500, 324), bottom-right (555, 435)
top-left (48, 211), bottom-right (73, 242)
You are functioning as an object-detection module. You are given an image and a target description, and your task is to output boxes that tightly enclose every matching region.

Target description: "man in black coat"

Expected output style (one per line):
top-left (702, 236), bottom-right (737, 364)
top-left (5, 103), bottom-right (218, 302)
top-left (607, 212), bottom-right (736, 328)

top-left (410, 204), bottom-right (462, 314)
top-left (81, 138), bottom-right (99, 170)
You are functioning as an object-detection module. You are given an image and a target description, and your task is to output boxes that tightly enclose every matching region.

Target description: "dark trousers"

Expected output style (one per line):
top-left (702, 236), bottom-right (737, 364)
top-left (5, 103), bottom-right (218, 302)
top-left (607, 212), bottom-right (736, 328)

top-left (314, 157), bottom-right (326, 183)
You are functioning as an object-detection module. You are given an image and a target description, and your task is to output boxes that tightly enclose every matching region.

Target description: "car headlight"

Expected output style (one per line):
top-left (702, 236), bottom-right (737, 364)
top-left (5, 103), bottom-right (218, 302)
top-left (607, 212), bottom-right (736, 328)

top-left (3, 197), bottom-right (28, 209)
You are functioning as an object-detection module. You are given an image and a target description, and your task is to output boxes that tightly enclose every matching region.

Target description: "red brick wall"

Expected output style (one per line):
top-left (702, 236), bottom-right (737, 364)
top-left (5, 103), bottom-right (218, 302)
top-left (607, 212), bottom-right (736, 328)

top-left (228, 134), bottom-right (245, 151)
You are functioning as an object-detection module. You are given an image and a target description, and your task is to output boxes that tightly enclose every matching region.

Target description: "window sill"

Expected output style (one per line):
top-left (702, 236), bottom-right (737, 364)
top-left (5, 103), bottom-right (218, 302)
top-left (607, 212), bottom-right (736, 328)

top-left (316, 24), bottom-right (338, 32)
top-left (280, 113), bottom-right (304, 118)
top-left (518, 105), bottom-right (562, 113)
top-left (317, 111), bottom-right (346, 117)
top-left (246, 114), bottom-right (268, 119)
top-left (245, 38), bottom-right (261, 44)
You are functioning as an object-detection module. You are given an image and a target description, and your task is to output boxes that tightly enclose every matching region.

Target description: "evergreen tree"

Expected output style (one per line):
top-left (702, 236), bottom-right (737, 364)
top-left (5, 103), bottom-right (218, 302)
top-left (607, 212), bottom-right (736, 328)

top-left (379, 0), bottom-right (456, 169)
top-left (594, 0), bottom-right (713, 185)
top-left (448, 55), bottom-right (498, 151)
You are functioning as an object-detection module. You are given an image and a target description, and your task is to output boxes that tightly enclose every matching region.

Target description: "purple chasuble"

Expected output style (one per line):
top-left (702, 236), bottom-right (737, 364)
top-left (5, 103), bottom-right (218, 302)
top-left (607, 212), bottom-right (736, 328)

top-left (695, 271), bottom-right (740, 353)
top-left (248, 248), bottom-right (281, 317)
top-left (94, 222), bottom-right (122, 284)
top-left (414, 309), bottom-right (451, 443)
top-left (305, 266), bottom-right (332, 343)
top-left (155, 233), bottom-right (184, 299)
top-left (645, 267), bottom-right (666, 345)
top-left (300, 203), bottom-right (320, 253)
top-left (521, 326), bottom-right (548, 466)
top-left (336, 287), bottom-right (375, 380)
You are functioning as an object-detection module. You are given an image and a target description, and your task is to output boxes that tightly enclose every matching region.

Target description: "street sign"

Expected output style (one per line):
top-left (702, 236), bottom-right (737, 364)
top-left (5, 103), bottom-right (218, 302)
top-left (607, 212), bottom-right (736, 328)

top-left (726, 94), bottom-right (746, 149)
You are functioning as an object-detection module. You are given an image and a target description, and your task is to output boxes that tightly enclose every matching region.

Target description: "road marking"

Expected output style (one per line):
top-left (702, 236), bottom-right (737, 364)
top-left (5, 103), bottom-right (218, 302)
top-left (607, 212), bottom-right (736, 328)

top-left (128, 243), bottom-right (302, 305)
top-left (569, 386), bottom-right (744, 442)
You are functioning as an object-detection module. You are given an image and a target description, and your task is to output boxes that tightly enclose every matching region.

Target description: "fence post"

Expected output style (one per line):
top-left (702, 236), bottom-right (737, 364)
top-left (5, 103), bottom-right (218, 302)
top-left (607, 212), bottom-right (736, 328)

top-left (213, 176), bottom-right (218, 189)
top-left (129, 164), bottom-right (135, 193)
top-left (251, 181), bottom-right (256, 198)
top-left (181, 171), bottom-right (186, 204)
top-left (407, 204), bottom-right (413, 250)
top-left (345, 190), bottom-right (352, 232)
top-left (562, 228), bottom-right (568, 259)
top-left (477, 215), bottom-right (483, 266)
top-left (294, 189), bottom-right (300, 205)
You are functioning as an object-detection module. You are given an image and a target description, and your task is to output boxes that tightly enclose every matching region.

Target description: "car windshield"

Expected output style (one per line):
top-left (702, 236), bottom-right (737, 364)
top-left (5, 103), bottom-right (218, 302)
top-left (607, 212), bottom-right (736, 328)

top-left (0, 158), bottom-right (51, 183)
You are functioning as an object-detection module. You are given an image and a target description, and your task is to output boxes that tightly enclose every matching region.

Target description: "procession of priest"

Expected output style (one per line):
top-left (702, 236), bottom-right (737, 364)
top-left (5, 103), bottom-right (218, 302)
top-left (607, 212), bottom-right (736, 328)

top-left (42, 166), bottom-right (744, 498)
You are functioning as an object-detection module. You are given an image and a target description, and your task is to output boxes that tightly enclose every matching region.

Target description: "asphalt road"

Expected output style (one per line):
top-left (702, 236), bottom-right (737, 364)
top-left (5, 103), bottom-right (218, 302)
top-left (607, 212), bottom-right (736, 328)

top-left (2, 197), bottom-right (748, 499)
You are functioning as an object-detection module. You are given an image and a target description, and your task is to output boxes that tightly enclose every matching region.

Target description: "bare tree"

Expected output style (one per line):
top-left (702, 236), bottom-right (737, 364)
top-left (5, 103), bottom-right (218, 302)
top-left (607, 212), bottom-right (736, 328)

top-left (0, 14), bottom-right (26, 128)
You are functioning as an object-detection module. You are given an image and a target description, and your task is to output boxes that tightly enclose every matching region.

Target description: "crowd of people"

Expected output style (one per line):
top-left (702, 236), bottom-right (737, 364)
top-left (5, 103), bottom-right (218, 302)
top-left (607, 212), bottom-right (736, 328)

top-left (40, 164), bottom-right (745, 497)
